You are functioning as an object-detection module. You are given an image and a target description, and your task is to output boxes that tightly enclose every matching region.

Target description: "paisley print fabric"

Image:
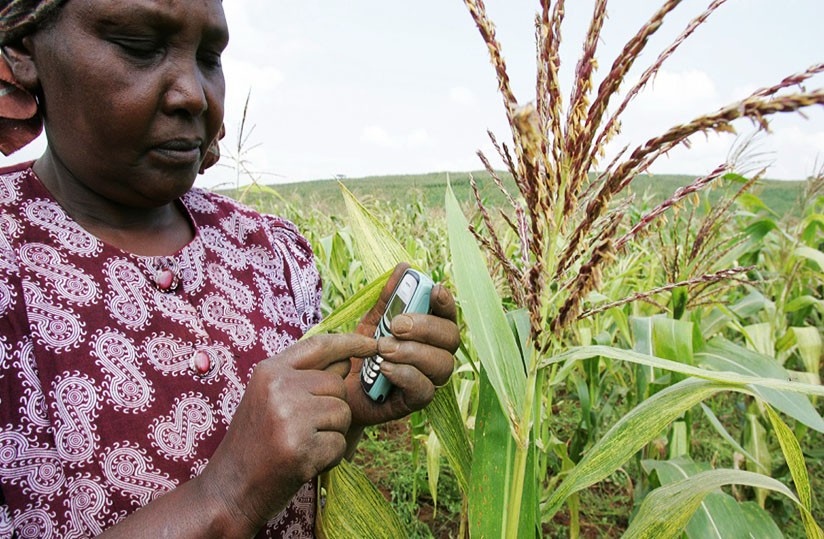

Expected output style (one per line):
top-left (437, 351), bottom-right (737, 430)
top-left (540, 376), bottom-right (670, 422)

top-left (0, 163), bottom-right (323, 537)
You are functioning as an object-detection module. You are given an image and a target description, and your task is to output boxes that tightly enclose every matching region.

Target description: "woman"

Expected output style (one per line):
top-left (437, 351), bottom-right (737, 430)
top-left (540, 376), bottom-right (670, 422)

top-left (0, 0), bottom-right (459, 536)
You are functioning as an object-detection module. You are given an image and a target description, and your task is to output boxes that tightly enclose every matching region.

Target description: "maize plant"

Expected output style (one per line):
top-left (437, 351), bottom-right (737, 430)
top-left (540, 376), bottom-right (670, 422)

top-left (445, 0), bottom-right (823, 536)
top-left (305, 1), bottom-right (824, 537)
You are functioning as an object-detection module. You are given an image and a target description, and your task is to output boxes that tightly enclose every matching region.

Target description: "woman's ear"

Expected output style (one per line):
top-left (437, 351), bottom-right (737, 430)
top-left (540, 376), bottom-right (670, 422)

top-left (1, 37), bottom-right (40, 92)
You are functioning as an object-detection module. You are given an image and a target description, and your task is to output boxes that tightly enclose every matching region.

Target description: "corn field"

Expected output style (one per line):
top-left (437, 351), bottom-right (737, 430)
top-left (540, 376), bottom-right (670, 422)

top-left (227, 1), bottom-right (823, 537)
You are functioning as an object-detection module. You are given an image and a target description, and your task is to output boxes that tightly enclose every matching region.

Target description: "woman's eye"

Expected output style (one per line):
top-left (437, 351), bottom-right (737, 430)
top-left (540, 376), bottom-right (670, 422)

top-left (114, 39), bottom-right (164, 61)
top-left (198, 50), bottom-right (223, 69)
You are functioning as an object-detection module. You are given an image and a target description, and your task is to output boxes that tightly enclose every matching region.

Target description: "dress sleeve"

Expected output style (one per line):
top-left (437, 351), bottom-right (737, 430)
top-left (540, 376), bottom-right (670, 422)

top-left (261, 216), bottom-right (323, 331)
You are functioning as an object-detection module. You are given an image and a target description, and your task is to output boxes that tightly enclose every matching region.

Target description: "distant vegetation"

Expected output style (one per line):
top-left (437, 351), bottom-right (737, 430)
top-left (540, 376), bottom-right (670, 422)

top-left (224, 170), bottom-right (822, 538)
top-left (225, 171), bottom-right (807, 217)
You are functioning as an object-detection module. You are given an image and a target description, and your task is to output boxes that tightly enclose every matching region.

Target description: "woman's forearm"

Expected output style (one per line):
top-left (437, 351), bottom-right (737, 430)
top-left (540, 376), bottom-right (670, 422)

top-left (97, 474), bottom-right (259, 539)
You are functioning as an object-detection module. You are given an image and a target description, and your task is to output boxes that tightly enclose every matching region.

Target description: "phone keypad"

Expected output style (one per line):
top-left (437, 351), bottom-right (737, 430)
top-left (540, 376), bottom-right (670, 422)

top-left (361, 354), bottom-right (383, 388)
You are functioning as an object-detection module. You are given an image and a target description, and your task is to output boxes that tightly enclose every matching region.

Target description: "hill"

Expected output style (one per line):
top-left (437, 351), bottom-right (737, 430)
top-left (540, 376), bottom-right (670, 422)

top-left (224, 171), bottom-right (807, 217)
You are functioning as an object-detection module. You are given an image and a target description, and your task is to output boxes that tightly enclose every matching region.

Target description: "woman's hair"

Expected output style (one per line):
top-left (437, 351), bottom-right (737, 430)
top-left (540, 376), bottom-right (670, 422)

top-left (0, 0), bottom-right (67, 45)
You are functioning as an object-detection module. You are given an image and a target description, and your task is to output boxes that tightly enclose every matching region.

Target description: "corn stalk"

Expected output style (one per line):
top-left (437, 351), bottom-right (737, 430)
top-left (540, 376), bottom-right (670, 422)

top-left (454, 0), bottom-right (824, 536)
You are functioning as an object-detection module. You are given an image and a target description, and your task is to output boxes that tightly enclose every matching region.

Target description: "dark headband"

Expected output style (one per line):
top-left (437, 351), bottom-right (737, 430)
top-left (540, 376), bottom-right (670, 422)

top-left (0, 0), bottom-right (67, 45)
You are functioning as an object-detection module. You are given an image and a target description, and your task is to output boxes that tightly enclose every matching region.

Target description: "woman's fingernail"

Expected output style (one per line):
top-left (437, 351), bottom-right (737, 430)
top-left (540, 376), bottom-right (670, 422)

top-left (379, 338), bottom-right (399, 355)
top-left (380, 361), bottom-right (394, 375)
top-left (436, 285), bottom-right (447, 303)
top-left (392, 314), bottom-right (413, 334)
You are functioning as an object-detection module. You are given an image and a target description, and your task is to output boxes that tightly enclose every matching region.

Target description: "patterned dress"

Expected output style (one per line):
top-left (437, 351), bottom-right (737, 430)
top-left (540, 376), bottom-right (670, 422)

top-left (0, 163), bottom-right (322, 538)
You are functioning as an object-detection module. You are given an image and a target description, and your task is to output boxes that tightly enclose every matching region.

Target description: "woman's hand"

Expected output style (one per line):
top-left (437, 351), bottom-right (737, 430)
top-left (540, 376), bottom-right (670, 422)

top-left (198, 333), bottom-right (378, 533)
top-left (345, 263), bottom-right (460, 430)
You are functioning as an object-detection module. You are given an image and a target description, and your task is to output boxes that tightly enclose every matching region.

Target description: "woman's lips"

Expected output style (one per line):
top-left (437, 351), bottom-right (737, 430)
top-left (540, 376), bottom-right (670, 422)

top-left (150, 139), bottom-right (203, 166)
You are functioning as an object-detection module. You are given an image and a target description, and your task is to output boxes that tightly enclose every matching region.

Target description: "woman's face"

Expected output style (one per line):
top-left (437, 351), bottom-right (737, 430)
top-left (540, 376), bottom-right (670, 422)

top-left (29, 0), bottom-right (228, 207)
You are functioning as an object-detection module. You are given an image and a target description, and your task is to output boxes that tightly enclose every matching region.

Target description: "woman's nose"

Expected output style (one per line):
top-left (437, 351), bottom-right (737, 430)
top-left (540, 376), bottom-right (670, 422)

top-left (162, 56), bottom-right (208, 117)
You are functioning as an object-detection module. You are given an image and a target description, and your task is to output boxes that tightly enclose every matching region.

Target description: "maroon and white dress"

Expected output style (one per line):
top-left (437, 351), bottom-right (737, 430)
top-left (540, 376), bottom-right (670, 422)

top-left (0, 163), bottom-right (323, 538)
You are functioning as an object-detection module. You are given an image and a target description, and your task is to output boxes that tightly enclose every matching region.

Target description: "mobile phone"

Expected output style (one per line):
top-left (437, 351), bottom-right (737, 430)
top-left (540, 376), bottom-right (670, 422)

top-left (361, 268), bottom-right (434, 403)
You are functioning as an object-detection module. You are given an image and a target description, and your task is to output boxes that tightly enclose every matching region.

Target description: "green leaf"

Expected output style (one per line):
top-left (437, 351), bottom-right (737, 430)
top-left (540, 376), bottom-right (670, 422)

top-left (743, 411), bottom-right (772, 507)
top-left (316, 460), bottom-right (407, 539)
top-left (302, 271), bottom-right (391, 339)
top-left (546, 345), bottom-right (824, 397)
top-left (669, 421), bottom-right (689, 459)
top-left (623, 469), bottom-right (822, 539)
top-left (642, 457), bottom-right (755, 539)
top-left (507, 308), bottom-right (531, 360)
top-left (696, 339), bottom-right (824, 433)
top-left (423, 385), bottom-right (472, 495)
top-left (469, 368), bottom-right (537, 538)
top-left (652, 318), bottom-right (694, 365)
top-left (795, 246), bottom-right (824, 271)
top-left (739, 501), bottom-right (784, 539)
top-left (764, 405), bottom-right (813, 512)
top-left (701, 291), bottom-right (767, 337)
top-left (425, 430), bottom-right (441, 512)
top-left (785, 295), bottom-right (821, 314)
top-left (540, 343), bottom-right (824, 521)
top-left (743, 217), bottom-right (779, 240)
top-left (632, 316), bottom-right (655, 357)
top-left (340, 184), bottom-right (474, 489)
top-left (446, 182), bottom-right (526, 431)
top-left (340, 182), bottom-right (410, 280)
top-left (315, 183), bottom-right (473, 533)
top-left (743, 322), bottom-right (775, 358)
top-left (699, 403), bottom-right (766, 472)
top-left (801, 213), bottom-right (824, 245)
top-left (791, 327), bottom-right (822, 378)
top-left (544, 378), bottom-right (729, 518)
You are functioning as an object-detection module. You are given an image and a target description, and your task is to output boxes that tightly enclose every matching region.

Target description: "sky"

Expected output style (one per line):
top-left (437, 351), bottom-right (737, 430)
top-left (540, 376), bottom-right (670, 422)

top-left (3, 0), bottom-right (822, 188)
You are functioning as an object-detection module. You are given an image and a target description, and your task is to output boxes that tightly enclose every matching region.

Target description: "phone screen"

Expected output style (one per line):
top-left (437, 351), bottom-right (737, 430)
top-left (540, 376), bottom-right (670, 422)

top-left (385, 293), bottom-right (408, 322)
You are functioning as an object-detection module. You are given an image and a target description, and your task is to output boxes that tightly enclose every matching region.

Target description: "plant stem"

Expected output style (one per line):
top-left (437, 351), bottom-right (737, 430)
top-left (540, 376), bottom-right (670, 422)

top-left (505, 350), bottom-right (540, 538)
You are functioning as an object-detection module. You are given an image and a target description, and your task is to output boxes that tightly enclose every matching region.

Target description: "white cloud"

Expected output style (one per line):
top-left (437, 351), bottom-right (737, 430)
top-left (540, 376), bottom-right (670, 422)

top-left (223, 60), bottom-right (284, 93)
top-left (407, 129), bottom-right (432, 147)
top-left (361, 126), bottom-right (400, 148)
top-left (449, 86), bottom-right (479, 107)
top-left (634, 69), bottom-right (718, 112)
top-left (730, 84), bottom-right (760, 101)
top-left (764, 125), bottom-right (824, 179)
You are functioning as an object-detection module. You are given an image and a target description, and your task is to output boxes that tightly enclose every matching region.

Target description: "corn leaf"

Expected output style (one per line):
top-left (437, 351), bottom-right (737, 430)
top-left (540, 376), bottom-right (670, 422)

top-left (785, 295), bottom-right (820, 313)
top-left (425, 385), bottom-right (472, 494)
top-left (316, 459), bottom-right (407, 539)
top-left (795, 246), bottom-right (824, 271)
top-left (669, 421), bottom-right (689, 459)
top-left (701, 291), bottom-right (767, 337)
top-left (699, 403), bottom-right (766, 472)
top-left (631, 316), bottom-right (656, 384)
top-left (303, 271), bottom-right (391, 338)
top-left (469, 368), bottom-right (537, 538)
top-left (696, 339), bottom-right (824, 433)
top-left (425, 430), bottom-right (441, 511)
top-left (340, 182), bottom-right (474, 495)
top-left (340, 182), bottom-right (409, 280)
top-left (743, 322), bottom-right (775, 358)
top-left (739, 501), bottom-right (784, 539)
top-left (651, 317), bottom-right (694, 365)
top-left (743, 411), bottom-right (771, 507)
top-left (446, 181), bottom-right (526, 432)
top-left (764, 405), bottom-right (813, 513)
top-left (623, 469), bottom-right (823, 539)
top-left (642, 456), bottom-right (760, 539)
top-left (546, 346), bottom-right (824, 397)
top-left (543, 378), bottom-right (730, 518)
top-left (542, 361), bottom-right (821, 521)
top-left (790, 327), bottom-right (822, 378)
